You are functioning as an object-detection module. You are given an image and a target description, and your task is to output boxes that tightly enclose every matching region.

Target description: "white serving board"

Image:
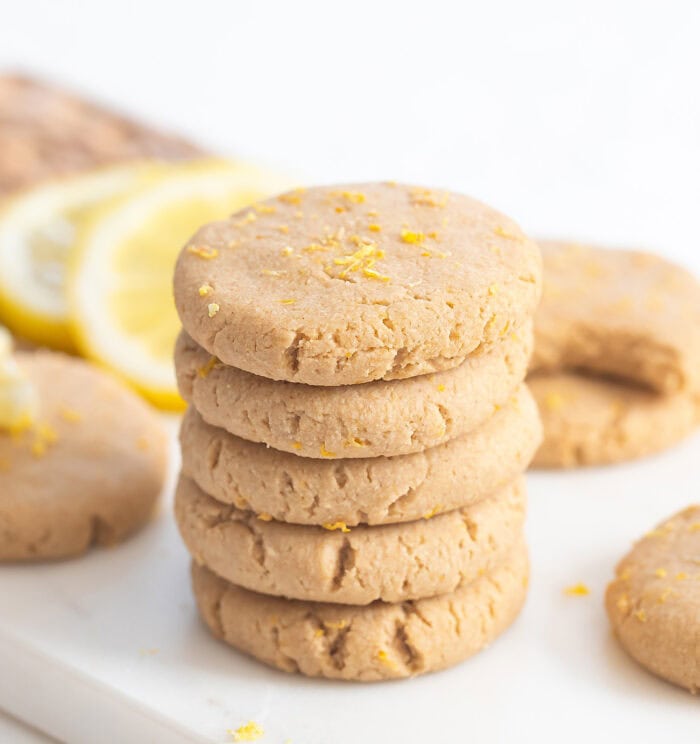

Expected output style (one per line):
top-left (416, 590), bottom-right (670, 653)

top-left (1, 421), bottom-right (699, 744)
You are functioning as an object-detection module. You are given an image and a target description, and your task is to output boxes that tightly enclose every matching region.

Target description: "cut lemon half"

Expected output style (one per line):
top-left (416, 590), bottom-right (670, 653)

top-left (0, 163), bottom-right (163, 350)
top-left (69, 159), bottom-right (292, 410)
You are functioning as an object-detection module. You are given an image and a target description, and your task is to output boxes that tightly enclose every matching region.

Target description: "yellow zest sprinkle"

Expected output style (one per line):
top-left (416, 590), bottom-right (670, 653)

top-left (362, 267), bottom-right (390, 282)
top-left (198, 356), bottom-right (219, 378)
top-left (344, 437), bottom-right (367, 448)
top-left (689, 522), bottom-right (700, 532)
top-left (314, 628), bottom-right (325, 637)
top-left (208, 303), bottom-right (220, 318)
top-left (422, 505), bottom-right (443, 520)
top-left (198, 284), bottom-right (213, 297)
top-left (654, 568), bottom-right (667, 578)
top-left (634, 609), bottom-right (647, 622)
top-left (234, 211), bottom-right (257, 227)
top-left (410, 188), bottom-right (449, 207)
top-left (277, 225), bottom-right (290, 234)
top-left (278, 298), bottom-right (296, 305)
top-left (322, 522), bottom-right (350, 533)
top-left (377, 649), bottom-right (398, 669)
top-left (292, 441), bottom-right (302, 450)
top-left (488, 284), bottom-right (499, 296)
top-left (368, 223), bottom-right (382, 232)
top-left (281, 245), bottom-right (294, 256)
top-left (253, 203), bottom-right (276, 214)
top-left (303, 242), bottom-right (328, 253)
top-left (340, 190), bottom-right (366, 203)
top-left (616, 594), bottom-right (629, 612)
top-left (261, 269), bottom-right (286, 277)
top-left (335, 206), bottom-right (345, 213)
top-left (544, 392), bottom-right (565, 411)
top-left (319, 444), bottom-right (336, 458)
top-left (228, 721), bottom-right (264, 742)
top-left (563, 583), bottom-right (590, 597)
top-left (436, 384), bottom-right (445, 392)
top-left (401, 229), bottom-right (425, 245)
top-left (494, 225), bottom-right (520, 240)
top-left (257, 513), bottom-right (273, 522)
top-left (367, 209), bottom-right (379, 217)
top-left (332, 241), bottom-right (388, 281)
top-left (278, 188), bottom-right (306, 205)
top-left (59, 406), bottom-right (81, 423)
top-left (187, 244), bottom-right (218, 259)
top-left (324, 620), bottom-right (347, 630)
top-left (676, 572), bottom-right (688, 581)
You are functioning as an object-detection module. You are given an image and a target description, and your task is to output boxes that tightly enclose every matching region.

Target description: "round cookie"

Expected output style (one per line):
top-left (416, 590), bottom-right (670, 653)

top-left (0, 352), bottom-right (167, 560)
top-left (180, 384), bottom-right (541, 526)
top-left (175, 474), bottom-right (526, 605)
top-left (532, 241), bottom-right (700, 394)
top-left (174, 182), bottom-right (542, 386)
top-left (605, 506), bottom-right (700, 693)
top-left (175, 324), bottom-right (533, 459)
top-left (192, 540), bottom-right (529, 681)
top-left (529, 372), bottom-right (699, 468)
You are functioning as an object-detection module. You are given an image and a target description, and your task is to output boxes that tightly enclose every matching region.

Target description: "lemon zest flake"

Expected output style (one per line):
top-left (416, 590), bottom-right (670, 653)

top-left (401, 229), bottom-right (425, 245)
top-left (654, 568), bottom-right (667, 578)
top-left (323, 521), bottom-right (350, 533)
top-left (187, 244), bottom-right (218, 259)
top-left (422, 505), bottom-right (443, 520)
top-left (563, 583), bottom-right (590, 597)
top-left (198, 284), bottom-right (213, 296)
top-left (319, 444), bottom-right (336, 458)
top-left (257, 512), bottom-right (273, 522)
top-left (278, 298), bottom-right (296, 305)
top-left (228, 720), bottom-right (264, 742)
top-left (198, 356), bottom-right (219, 378)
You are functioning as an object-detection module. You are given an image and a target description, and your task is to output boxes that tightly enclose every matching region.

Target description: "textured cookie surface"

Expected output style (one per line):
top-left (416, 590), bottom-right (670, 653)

top-left (176, 474), bottom-right (526, 604)
top-left (532, 241), bottom-right (700, 394)
top-left (0, 352), bottom-right (167, 560)
top-left (0, 75), bottom-right (202, 196)
top-left (530, 372), bottom-right (699, 468)
top-left (192, 541), bottom-right (529, 680)
top-left (174, 182), bottom-right (541, 386)
top-left (180, 384), bottom-right (541, 526)
top-left (175, 325), bottom-right (533, 458)
top-left (605, 506), bottom-right (700, 693)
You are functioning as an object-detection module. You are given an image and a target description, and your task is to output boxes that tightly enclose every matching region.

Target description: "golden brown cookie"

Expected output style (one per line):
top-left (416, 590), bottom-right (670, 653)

top-left (0, 352), bottom-right (167, 560)
top-left (179, 384), bottom-right (541, 526)
top-left (605, 506), bottom-right (700, 693)
top-left (175, 325), bottom-right (533, 459)
top-left (174, 182), bottom-right (541, 386)
top-left (0, 74), bottom-right (202, 196)
top-left (532, 241), bottom-right (700, 394)
top-left (530, 372), bottom-right (699, 468)
top-left (192, 540), bottom-right (529, 681)
top-left (176, 474), bottom-right (526, 604)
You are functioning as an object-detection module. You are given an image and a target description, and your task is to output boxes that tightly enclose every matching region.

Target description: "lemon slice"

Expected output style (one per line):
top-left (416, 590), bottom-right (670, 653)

top-left (0, 163), bottom-right (161, 350)
top-left (70, 159), bottom-right (292, 410)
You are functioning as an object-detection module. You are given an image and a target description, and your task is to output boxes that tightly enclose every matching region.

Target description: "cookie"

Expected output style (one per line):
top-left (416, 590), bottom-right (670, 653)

top-left (605, 506), bottom-right (700, 693)
top-left (180, 384), bottom-right (540, 526)
top-left (532, 241), bottom-right (700, 394)
top-left (530, 372), bottom-right (699, 468)
top-left (192, 540), bottom-right (528, 681)
top-left (0, 75), bottom-right (202, 196)
top-left (173, 182), bottom-right (541, 386)
top-left (0, 352), bottom-right (167, 560)
top-left (175, 324), bottom-right (533, 459)
top-left (175, 474), bottom-right (525, 604)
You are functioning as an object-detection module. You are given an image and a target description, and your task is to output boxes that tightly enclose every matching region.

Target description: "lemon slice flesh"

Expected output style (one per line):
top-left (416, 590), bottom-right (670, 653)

top-left (70, 159), bottom-right (291, 410)
top-left (0, 164), bottom-right (159, 350)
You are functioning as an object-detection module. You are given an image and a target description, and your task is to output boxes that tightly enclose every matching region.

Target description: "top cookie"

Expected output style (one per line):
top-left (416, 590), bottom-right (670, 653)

top-left (532, 241), bottom-right (700, 394)
top-left (174, 182), bottom-right (541, 385)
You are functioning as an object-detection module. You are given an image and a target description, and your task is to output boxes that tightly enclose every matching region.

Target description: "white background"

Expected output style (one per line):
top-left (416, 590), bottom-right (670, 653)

top-left (1, 2), bottom-right (699, 743)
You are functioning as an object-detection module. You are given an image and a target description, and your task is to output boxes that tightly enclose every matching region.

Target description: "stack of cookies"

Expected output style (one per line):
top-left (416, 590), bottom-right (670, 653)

top-left (173, 183), bottom-right (542, 680)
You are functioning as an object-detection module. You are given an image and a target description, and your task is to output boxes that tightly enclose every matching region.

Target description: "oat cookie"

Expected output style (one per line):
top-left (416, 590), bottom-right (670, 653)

top-left (175, 325), bottom-right (533, 459)
top-left (0, 352), bottom-right (167, 560)
top-left (530, 372), bottom-right (699, 468)
top-left (174, 182), bottom-right (541, 386)
top-left (532, 241), bottom-right (700, 394)
top-left (605, 506), bottom-right (700, 693)
top-left (192, 540), bottom-right (529, 681)
top-left (176, 474), bottom-right (526, 604)
top-left (179, 384), bottom-right (541, 526)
